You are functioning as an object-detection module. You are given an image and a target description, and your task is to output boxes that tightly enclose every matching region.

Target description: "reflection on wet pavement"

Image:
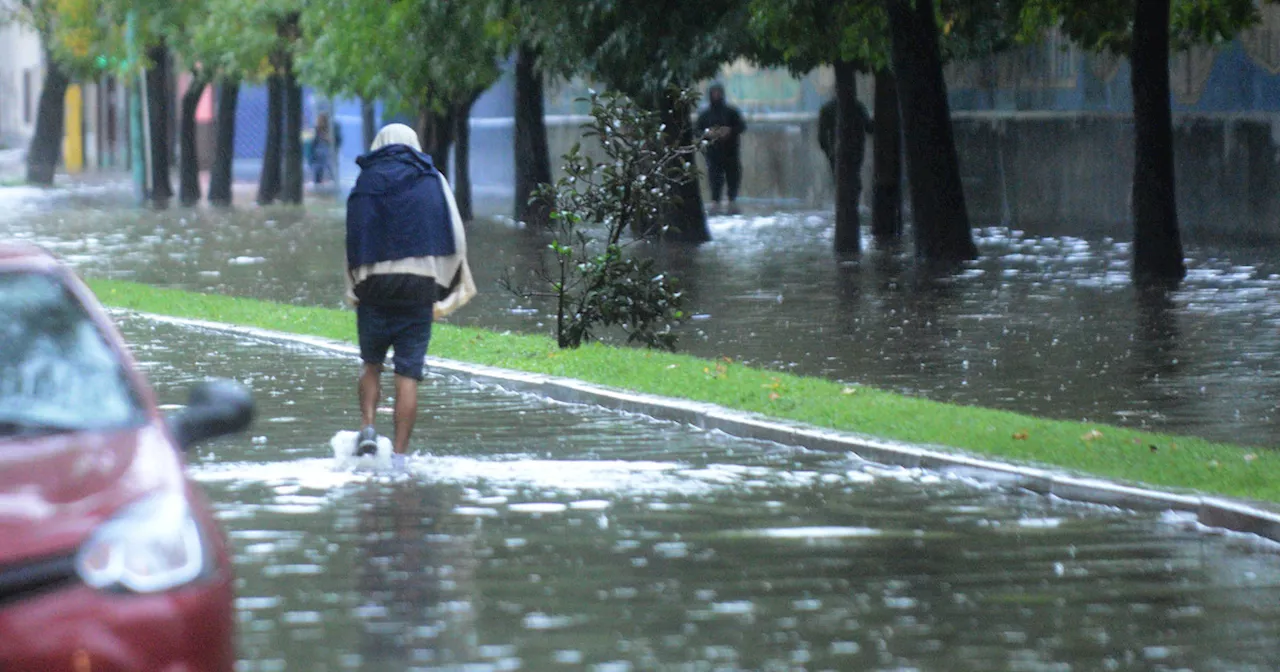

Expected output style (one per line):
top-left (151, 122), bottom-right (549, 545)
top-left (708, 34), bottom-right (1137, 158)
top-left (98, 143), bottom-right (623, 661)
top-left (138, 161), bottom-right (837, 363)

top-left (5, 192), bottom-right (1277, 446)
top-left (119, 316), bottom-right (1280, 671)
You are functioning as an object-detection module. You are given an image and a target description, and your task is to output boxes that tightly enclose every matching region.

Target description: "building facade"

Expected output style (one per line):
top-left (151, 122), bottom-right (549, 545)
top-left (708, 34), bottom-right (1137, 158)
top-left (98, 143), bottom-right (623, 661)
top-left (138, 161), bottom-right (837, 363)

top-left (947, 7), bottom-right (1280, 113)
top-left (0, 19), bottom-right (134, 178)
top-left (0, 20), bottom-right (45, 152)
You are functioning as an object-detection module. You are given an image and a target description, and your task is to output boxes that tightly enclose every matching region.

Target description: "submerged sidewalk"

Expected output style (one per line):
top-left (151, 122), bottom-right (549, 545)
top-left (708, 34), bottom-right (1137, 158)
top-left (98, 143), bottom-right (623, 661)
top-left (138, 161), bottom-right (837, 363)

top-left (131, 307), bottom-right (1280, 545)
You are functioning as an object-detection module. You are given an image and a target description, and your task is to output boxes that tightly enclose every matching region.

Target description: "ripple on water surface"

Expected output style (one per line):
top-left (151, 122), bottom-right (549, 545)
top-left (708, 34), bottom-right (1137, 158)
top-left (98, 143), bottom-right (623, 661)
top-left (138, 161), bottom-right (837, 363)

top-left (7, 197), bottom-right (1278, 445)
top-left (109, 318), bottom-right (1280, 671)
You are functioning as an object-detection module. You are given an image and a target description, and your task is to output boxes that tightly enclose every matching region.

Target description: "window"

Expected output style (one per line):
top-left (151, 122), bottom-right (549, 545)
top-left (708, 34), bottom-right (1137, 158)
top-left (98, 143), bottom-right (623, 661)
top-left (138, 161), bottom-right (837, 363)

top-left (0, 272), bottom-right (145, 437)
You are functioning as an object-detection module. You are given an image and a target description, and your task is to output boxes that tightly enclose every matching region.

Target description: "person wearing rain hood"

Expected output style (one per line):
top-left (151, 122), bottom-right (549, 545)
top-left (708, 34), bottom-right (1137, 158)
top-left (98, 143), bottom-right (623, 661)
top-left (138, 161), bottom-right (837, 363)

top-left (345, 123), bottom-right (477, 469)
top-left (695, 83), bottom-right (747, 214)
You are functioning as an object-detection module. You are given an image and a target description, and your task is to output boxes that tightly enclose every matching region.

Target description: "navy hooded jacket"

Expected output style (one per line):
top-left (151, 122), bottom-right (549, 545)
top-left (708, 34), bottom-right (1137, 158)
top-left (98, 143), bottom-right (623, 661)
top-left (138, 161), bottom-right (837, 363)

top-left (346, 144), bottom-right (456, 270)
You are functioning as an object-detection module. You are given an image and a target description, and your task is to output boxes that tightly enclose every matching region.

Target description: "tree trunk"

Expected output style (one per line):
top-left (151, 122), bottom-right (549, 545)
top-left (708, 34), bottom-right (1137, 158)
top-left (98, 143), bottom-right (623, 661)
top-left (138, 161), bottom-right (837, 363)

top-left (872, 69), bottom-right (903, 242)
top-left (453, 93), bottom-right (480, 222)
top-left (1131, 0), bottom-right (1186, 283)
top-left (25, 49), bottom-right (69, 186)
top-left (257, 74), bottom-right (283, 205)
top-left (208, 79), bottom-right (239, 207)
top-left (178, 73), bottom-right (209, 206)
top-left (417, 105), bottom-right (455, 180)
top-left (281, 66), bottom-right (304, 204)
top-left (168, 64), bottom-right (179, 171)
top-left (833, 60), bottom-right (861, 255)
top-left (146, 43), bottom-right (173, 207)
top-left (361, 98), bottom-right (376, 150)
top-left (657, 89), bottom-right (710, 243)
top-left (514, 43), bottom-right (553, 225)
top-left (886, 0), bottom-right (976, 263)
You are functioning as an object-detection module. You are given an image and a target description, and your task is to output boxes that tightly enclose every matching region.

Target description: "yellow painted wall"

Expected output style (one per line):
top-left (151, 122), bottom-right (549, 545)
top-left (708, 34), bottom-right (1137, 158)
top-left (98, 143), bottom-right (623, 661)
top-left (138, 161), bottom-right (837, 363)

top-left (63, 84), bottom-right (83, 174)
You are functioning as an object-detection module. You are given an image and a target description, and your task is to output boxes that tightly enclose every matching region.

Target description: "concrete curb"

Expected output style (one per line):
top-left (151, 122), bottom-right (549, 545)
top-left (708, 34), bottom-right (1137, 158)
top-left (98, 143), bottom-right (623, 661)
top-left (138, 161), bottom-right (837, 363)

top-left (135, 312), bottom-right (1280, 544)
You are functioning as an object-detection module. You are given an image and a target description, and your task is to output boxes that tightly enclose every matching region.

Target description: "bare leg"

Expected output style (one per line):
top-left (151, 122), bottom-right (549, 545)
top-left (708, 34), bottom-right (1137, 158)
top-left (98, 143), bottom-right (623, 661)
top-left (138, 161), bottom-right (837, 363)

top-left (358, 363), bottom-right (382, 427)
top-left (392, 374), bottom-right (419, 454)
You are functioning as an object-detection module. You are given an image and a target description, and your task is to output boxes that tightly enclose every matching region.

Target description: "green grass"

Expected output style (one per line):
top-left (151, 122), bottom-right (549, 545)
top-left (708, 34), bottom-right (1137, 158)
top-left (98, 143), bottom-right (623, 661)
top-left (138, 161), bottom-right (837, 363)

top-left (87, 278), bottom-right (1279, 506)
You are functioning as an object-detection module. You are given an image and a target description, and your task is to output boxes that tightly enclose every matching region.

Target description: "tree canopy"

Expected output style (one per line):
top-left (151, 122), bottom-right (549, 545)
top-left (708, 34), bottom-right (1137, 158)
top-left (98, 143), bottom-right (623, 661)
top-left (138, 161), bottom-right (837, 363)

top-left (1017, 0), bottom-right (1261, 52)
top-left (748, 0), bottom-right (1031, 75)
top-left (299, 0), bottom-right (505, 113)
top-left (568, 0), bottom-right (751, 99)
top-left (748, 0), bottom-right (890, 73)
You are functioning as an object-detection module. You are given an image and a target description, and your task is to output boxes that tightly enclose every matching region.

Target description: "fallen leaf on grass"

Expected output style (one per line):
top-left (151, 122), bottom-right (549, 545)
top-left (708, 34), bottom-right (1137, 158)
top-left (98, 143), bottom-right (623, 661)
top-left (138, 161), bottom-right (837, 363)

top-left (768, 392), bottom-right (782, 401)
top-left (1245, 454), bottom-right (1258, 463)
top-left (1012, 431), bottom-right (1029, 440)
top-left (1081, 430), bottom-right (1104, 442)
top-left (666, 364), bottom-right (679, 370)
top-left (841, 387), bottom-right (858, 395)
top-left (1207, 460), bottom-right (1220, 470)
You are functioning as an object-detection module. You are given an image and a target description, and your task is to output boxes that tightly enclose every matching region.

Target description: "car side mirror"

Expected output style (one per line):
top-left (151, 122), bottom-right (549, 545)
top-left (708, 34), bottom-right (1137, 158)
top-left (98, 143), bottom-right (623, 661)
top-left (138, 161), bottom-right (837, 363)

top-left (167, 379), bottom-right (255, 451)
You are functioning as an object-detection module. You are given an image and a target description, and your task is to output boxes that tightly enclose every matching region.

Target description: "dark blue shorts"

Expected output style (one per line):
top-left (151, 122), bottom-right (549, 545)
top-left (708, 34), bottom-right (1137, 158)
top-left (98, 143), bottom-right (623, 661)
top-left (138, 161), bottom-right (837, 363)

top-left (357, 303), bottom-right (433, 381)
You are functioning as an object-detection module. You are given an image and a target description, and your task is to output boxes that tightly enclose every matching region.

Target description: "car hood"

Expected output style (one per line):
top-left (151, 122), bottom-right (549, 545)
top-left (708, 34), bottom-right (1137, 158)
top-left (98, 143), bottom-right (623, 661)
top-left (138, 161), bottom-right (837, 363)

top-left (0, 422), bottom-right (185, 564)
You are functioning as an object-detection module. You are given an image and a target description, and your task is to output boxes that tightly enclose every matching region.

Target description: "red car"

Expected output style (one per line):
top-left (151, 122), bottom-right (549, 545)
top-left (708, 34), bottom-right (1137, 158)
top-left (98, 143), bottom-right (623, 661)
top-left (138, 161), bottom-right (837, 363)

top-left (0, 242), bottom-right (253, 671)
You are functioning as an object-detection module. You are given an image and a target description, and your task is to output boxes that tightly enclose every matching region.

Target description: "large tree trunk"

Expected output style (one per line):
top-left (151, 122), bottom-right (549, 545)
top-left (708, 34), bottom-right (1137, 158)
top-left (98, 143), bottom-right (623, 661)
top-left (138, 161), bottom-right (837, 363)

top-left (281, 66), bottom-right (304, 204)
top-left (452, 92), bottom-right (481, 222)
top-left (514, 43), bottom-right (553, 225)
top-left (178, 73), bottom-right (209, 206)
top-left (658, 89), bottom-right (710, 243)
top-left (361, 98), bottom-right (376, 150)
top-left (145, 43), bottom-right (173, 207)
top-left (208, 80), bottom-right (239, 207)
top-left (257, 74), bottom-right (283, 205)
top-left (872, 69), bottom-right (903, 242)
top-left (886, 0), bottom-right (976, 263)
top-left (25, 49), bottom-right (69, 186)
top-left (417, 105), bottom-right (455, 180)
top-left (833, 60), bottom-right (861, 255)
top-left (1131, 0), bottom-right (1186, 283)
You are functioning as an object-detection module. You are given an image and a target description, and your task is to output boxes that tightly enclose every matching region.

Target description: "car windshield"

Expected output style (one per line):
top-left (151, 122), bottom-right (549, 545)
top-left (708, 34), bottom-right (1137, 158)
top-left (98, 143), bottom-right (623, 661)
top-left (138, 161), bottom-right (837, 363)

top-left (0, 272), bottom-right (145, 437)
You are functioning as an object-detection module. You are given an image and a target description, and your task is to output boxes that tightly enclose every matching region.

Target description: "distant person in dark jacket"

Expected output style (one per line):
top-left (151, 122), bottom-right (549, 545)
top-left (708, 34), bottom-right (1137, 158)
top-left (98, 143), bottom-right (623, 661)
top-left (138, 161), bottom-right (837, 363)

top-left (695, 83), bottom-right (747, 214)
top-left (818, 98), bottom-right (874, 201)
top-left (311, 112), bottom-right (341, 185)
top-left (345, 123), bottom-right (476, 468)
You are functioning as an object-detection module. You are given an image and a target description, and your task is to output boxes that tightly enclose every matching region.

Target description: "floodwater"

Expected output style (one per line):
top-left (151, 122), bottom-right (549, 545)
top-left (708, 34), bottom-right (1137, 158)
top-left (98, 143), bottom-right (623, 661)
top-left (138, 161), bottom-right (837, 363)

top-left (119, 315), bottom-right (1280, 671)
top-left (3, 184), bottom-right (1278, 447)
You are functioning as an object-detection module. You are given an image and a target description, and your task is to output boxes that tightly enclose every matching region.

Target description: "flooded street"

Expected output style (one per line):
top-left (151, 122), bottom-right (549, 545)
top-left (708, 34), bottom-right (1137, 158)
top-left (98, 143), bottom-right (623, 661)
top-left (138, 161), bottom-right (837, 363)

top-left (6, 187), bottom-right (1278, 447)
top-left (119, 315), bottom-right (1280, 671)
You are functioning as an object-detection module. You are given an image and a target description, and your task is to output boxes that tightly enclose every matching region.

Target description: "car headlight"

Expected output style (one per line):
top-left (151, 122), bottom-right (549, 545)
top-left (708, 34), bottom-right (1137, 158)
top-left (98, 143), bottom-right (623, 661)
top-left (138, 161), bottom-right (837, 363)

top-left (76, 493), bottom-right (211, 593)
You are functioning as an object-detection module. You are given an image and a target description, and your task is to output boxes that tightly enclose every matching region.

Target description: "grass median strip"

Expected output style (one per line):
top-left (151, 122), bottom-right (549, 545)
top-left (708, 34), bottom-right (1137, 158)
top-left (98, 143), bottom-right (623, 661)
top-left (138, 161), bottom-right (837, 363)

top-left (87, 277), bottom-right (1278, 505)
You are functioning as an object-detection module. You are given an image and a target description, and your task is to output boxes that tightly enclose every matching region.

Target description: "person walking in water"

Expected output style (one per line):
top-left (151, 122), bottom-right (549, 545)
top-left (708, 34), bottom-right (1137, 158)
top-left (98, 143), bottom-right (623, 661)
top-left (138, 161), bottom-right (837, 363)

top-left (695, 83), bottom-right (747, 214)
top-left (345, 123), bottom-right (476, 469)
top-left (311, 112), bottom-right (342, 185)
